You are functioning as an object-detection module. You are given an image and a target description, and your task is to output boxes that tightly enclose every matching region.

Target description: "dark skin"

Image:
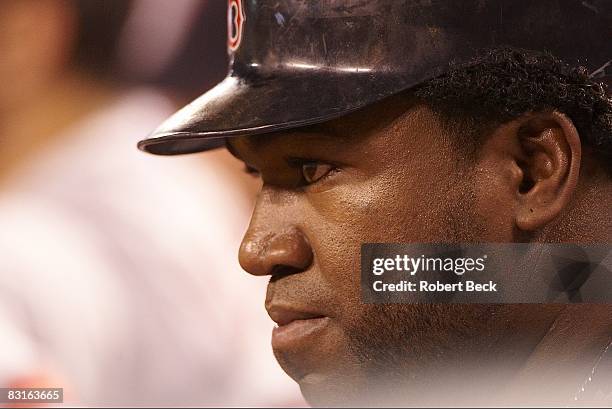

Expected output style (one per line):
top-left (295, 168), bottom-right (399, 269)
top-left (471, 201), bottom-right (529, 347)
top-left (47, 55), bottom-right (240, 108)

top-left (229, 95), bottom-right (612, 406)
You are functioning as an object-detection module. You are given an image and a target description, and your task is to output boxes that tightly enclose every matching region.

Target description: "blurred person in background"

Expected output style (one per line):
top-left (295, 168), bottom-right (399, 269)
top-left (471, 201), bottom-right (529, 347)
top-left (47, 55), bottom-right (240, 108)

top-left (0, 0), bottom-right (300, 406)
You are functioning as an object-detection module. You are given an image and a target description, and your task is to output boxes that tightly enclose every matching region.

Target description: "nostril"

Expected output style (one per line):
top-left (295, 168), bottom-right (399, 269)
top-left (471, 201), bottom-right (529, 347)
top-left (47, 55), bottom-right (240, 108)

top-left (269, 265), bottom-right (303, 281)
top-left (240, 227), bottom-right (313, 277)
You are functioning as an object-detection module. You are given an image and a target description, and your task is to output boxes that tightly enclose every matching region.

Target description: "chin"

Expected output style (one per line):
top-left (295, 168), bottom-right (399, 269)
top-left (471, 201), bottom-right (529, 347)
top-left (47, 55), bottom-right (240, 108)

top-left (299, 378), bottom-right (347, 407)
top-left (298, 372), bottom-right (368, 408)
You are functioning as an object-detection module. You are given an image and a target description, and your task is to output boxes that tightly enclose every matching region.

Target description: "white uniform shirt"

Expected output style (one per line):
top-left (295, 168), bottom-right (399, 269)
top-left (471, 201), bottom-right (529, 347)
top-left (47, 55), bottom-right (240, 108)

top-left (0, 89), bottom-right (300, 406)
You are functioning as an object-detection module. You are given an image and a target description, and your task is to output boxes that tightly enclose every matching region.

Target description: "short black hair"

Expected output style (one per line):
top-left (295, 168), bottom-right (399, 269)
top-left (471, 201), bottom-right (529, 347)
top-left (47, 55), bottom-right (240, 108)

top-left (72, 0), bottom-right (133, 75)
top-left (415, 47), bottom-right (612, 173)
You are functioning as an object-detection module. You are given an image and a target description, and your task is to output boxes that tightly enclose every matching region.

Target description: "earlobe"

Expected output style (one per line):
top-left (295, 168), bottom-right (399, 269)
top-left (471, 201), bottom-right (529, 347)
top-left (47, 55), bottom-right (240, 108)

top-left (514, 111), bottom-right (581, 231)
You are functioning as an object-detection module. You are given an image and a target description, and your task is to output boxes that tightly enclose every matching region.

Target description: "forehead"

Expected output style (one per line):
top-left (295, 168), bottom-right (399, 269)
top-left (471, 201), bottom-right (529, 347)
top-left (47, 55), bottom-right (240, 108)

top-left (226, 93), bottom-right (418, 156)
top-left (227, 123), bottom-right (349, 156)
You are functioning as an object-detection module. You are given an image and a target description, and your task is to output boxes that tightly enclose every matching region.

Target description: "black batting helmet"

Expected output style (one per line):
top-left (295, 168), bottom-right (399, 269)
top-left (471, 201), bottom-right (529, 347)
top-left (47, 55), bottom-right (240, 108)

top-left (138, 0), bottom-right (611, 155)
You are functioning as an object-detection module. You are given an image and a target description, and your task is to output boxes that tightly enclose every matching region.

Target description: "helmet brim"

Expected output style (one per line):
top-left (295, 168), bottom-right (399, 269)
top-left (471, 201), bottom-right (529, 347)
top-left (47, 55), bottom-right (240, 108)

top-left (137, 69), bottom-right (419, 155)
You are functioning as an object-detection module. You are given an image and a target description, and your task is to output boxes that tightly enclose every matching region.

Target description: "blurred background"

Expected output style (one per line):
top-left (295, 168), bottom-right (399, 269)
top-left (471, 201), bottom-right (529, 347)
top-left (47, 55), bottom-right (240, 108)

top-left (0, 0), bottom-right (302, 406)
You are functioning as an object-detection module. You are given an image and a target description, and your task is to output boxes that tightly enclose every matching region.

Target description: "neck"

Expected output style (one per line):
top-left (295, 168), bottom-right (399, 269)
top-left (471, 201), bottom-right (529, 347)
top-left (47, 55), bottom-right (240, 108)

top-left (541, 160), bottom-right (612, 244)
top-left (0, 70), bottom-right (116, 183)
top-left (507, 305), bottom-right (612, 404)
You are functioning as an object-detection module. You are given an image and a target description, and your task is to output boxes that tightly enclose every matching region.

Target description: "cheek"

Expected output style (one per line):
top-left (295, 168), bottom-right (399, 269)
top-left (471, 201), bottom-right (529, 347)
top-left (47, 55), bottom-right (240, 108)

top-left (302, 165), bottom-right (464, 318)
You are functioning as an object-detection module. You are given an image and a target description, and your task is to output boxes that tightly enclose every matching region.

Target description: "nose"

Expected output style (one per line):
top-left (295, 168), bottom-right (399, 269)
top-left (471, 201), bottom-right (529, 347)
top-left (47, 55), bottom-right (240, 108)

top-left (239, 226), bottom-right (313, 277)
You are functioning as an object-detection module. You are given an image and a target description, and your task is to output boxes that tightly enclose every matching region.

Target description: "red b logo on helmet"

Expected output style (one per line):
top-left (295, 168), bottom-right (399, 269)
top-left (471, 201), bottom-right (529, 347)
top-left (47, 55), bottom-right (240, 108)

top-left (228, 0), bottom-right (245, 52)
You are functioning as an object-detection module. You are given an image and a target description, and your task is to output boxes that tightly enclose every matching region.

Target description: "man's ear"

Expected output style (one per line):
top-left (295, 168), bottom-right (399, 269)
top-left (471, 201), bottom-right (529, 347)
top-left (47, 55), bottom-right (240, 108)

top-left (507, 111), bottom-right (581, 231)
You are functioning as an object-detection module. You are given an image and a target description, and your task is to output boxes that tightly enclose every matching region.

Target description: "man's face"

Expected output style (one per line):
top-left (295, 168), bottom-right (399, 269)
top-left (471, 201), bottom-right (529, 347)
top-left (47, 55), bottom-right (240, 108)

top-left (230, 98), bottom-right (553, 405)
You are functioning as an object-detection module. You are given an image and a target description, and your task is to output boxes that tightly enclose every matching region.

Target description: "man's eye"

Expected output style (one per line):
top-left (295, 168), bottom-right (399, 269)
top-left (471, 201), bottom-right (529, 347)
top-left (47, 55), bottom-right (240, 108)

top-left (301, 162), bottom-right (335, 184)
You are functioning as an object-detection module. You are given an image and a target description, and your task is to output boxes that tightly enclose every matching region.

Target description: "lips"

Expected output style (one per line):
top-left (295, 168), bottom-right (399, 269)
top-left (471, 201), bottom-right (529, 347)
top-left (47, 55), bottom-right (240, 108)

top-left (267, 305), bottom-right (330, 350)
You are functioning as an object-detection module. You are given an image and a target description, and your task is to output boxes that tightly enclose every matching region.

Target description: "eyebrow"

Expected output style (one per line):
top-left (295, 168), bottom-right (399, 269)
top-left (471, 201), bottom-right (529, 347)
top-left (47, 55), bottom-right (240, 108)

top-left (228, 122), bottom-right (351, 156)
